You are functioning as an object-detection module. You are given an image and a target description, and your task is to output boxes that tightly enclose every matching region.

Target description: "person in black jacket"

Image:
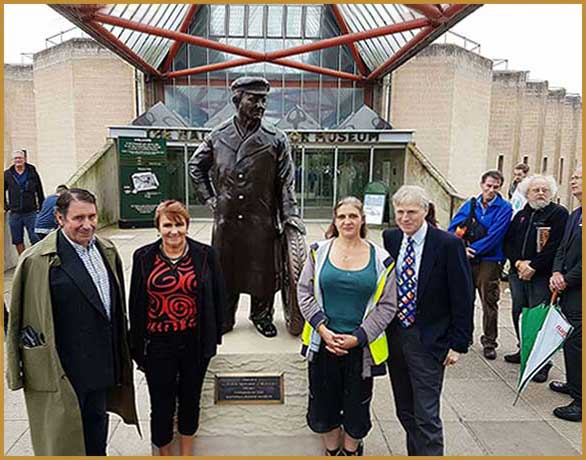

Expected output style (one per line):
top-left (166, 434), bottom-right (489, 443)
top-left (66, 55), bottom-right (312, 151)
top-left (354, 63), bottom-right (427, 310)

top-left (503, 175), bottom-right (568, 383)
top-left (4, 149), bottom-right (45, 254)
top-left (383, 186), bottom-right (474, 456)
top-left (549, 166), bottom-right (582, 422)
top-left (129, 200), bottom-right (225, 456)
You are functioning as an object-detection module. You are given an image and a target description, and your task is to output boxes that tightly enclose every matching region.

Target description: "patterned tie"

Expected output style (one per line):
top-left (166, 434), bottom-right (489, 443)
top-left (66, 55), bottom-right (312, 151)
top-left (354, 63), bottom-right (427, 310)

top-left (397, 237), bottom-right (417, 328)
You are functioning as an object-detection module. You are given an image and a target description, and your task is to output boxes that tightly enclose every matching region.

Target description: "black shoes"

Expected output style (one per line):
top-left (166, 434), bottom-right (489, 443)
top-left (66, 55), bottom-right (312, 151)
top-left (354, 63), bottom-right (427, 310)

top-left (221, 323), bottom-right (234, 335)
top-left (550, 381), bottom-right (571, 395)
top-left (504, 351), bottom-right (521, 363)
top-left (553, 400), bottom-right (582, 422)
top-left (325, 448), bottom-right (341, 456)
top-left (531, 362), bottom-right (552, 383)
top-left (253, 319), bottom-right (277, 338)
top-left (483, 347), bottom-right (497, 360)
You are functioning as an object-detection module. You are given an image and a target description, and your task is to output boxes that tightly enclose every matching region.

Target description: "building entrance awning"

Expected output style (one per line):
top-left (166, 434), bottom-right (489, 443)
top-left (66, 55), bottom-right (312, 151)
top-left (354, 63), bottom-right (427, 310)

top-left (51, 4), bottom-right (480, 81)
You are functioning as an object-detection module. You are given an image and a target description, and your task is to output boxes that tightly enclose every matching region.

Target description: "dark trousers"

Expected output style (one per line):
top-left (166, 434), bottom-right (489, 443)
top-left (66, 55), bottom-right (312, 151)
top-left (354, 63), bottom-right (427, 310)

top-left (76, 388), bottom-right (109, 456)
top-left (224, 291), bottom-right (274, 329)
top-left (563, 314), bottom-right (582, 402)
top-left (307, 344), bottom-right (373, 439)
top-left (145, 330), bottom-right (209, 448)
top-left (387, 323), bottom-right (445, 456)
top-left (471, 261), bottom-right (502, 349)
top-left (509, 273), bottom-right (551, 344)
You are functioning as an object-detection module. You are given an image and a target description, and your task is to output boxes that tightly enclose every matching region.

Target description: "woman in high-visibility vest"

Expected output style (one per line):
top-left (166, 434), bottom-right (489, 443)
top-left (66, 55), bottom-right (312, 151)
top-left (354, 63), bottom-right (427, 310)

top-left (298, 196), bottom-right (397, 456)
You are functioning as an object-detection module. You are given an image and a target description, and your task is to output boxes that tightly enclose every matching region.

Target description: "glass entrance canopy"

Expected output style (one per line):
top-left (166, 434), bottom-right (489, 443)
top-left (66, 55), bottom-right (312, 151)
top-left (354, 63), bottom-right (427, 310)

top-left (51, 4), bottom-right (480, 81)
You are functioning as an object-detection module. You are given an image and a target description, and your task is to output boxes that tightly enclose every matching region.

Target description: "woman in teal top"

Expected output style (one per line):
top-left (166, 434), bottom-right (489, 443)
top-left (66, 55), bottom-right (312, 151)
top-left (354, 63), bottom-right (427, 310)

top-left (320, 244), bottom-right (377, 334)
top-left (298, 197), bottom-right (398, 456)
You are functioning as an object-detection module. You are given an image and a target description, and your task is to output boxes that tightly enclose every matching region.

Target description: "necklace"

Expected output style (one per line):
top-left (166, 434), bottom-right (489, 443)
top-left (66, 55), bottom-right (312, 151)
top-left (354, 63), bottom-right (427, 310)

top-left (336, 238), bottom-right (365, 262)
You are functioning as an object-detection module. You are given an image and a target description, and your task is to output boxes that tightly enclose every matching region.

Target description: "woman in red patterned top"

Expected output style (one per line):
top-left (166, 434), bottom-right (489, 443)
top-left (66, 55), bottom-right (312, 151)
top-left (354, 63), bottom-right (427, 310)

top-left (129, 201), bottom-right (225, 456)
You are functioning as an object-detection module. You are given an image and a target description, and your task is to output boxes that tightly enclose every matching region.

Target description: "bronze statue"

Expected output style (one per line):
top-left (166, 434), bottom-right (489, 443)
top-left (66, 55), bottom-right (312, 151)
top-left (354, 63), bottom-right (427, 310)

top-left (189, 77), bottom-right (305, 338)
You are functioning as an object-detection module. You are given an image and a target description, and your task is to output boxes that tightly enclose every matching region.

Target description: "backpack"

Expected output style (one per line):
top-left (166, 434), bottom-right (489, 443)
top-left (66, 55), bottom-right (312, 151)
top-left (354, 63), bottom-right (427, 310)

top-left (455, 197), bottom-right (487, 245)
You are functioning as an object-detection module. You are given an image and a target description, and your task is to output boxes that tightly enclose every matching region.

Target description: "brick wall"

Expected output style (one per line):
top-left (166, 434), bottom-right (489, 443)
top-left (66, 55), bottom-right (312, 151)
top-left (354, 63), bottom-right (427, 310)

top-left (487, 71), bottom-right (527, 191)
top-left (4, 64), bottom-right (37, 168)
top-left (33, 38), bottom-right (135, 192)
top-left (391, 44), bottom-right (493, 197)
top-left (542, 89), bottom-right (565, 181)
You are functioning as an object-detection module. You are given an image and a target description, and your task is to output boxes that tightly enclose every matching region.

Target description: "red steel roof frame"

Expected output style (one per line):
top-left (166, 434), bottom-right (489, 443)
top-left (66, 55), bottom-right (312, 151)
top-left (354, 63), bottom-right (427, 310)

top-left (55, 4), bottom-right (481, 82)
top-left (329, 4), bottom-right (369, 77)
top-left (161, 4), bottom-right (200, 73)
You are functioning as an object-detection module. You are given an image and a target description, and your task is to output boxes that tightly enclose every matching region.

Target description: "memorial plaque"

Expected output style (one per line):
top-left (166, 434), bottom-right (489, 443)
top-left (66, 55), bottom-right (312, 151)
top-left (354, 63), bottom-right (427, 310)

top-left (215, 373), bottom-right (284, 405)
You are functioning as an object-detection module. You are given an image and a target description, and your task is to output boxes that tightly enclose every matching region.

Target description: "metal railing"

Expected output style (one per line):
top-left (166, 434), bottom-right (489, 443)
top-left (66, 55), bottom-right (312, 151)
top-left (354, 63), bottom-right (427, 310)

top-left (435, 30), bottom-right (481, 54)
top-left (492, 59), bottom-right (509, 70)
top-left (45, 27), bottom-right (90, 48)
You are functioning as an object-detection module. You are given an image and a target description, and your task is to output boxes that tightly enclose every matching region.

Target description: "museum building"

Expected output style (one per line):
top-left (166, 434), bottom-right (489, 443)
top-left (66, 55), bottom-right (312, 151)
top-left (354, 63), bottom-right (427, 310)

top-left (51, 3), bottom-right (477, 222)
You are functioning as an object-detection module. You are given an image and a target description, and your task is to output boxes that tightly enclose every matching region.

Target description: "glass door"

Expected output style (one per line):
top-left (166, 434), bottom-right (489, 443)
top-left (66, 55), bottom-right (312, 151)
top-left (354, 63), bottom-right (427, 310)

top-left (335, 148), bottom-right (371, 202)
top-left (302, 147), bottom-right (335, 219)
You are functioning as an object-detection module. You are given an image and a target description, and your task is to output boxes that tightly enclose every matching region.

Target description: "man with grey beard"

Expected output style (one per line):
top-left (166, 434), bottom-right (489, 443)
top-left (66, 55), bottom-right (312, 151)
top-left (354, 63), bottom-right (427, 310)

top-left (503, 175), bottom-right (569, 382)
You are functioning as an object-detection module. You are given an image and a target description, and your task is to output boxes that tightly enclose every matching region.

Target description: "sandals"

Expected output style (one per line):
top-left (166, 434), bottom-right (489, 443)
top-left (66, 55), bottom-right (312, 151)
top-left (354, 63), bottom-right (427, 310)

top-left (326, 441), bottom-right (364, 456)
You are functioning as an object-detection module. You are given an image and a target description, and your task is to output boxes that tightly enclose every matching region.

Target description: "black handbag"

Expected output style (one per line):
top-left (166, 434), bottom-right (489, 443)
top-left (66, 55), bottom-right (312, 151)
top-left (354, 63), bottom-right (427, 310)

top-left (457, 197), bottom-right (487, 244)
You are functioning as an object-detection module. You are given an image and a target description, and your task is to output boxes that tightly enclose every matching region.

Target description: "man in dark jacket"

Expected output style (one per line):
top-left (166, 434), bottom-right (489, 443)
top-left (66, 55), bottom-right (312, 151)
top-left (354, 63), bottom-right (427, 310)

top-left (6, 188), bottom-right (139, 455)
top-left (549, 166), bottom-right (582, 422)
top-left (188, 77), bottom-right (304, 338)
top-left (4, 149), bottom-right (45, 254)
top-left (503, 175), bottom-right (568, 382)
top-left (384, 185), bottom-right (474, 456)
top-left (448, 170), bottom-right (512, 360)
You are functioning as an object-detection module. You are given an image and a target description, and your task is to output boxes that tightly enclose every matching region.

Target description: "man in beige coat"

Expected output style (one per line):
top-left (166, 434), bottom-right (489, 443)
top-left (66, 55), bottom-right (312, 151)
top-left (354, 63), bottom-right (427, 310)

top-left (6, 188), bottom-right (139, 456)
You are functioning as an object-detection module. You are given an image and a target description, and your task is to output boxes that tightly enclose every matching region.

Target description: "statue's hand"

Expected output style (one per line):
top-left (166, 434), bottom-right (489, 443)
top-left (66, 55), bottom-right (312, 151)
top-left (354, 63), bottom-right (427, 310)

top-left (206, 197), bottom-right (217, 212)
top-left (283, 216), bottom-right (306, 235)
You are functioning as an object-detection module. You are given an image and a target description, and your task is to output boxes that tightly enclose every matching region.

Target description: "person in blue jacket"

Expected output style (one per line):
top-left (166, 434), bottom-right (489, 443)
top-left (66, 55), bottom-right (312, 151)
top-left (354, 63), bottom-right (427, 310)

top-left (448, 170), bottom-right (512, 360)
top-left (34, 184), bottom-right (69, 240)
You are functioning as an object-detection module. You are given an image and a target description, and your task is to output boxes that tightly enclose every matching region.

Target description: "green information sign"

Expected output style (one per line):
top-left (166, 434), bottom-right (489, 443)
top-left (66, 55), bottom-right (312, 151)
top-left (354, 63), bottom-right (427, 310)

top-left (119, 137), bottom-right (166, 161)
top-left (118, 137), bottom-right (168, 227)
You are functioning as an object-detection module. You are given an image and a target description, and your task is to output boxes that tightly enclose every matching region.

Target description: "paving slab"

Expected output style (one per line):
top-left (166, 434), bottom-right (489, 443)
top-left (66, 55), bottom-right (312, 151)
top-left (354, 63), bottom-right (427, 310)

top-left (380, 421), bottom-right (486, 456)
top-left (443, 378), bottom-right (541, 421)
top-left (3, 386), bottom-right (28, 421)
top-left (363, 421), bottom-right (391, 456)
top-left (5, 427), bottom-right (34, 456)
top-left (4, 420), bottom-right (29, 454)
top-left (372, 376), bottom-right (460, 423)
top-left (547, 418), bottom-right (583, 454)
top-left (4, 222), bottom-right (582, 456)
top-left (107, 420), bottom-right (151, 456)
top-left (466, 420), bottom-right (581, 456)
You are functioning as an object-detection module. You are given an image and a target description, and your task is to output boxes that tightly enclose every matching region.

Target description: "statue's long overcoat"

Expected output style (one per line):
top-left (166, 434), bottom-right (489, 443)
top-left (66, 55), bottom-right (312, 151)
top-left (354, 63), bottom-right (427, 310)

top-left (189, 117), bottom-right (298, 299)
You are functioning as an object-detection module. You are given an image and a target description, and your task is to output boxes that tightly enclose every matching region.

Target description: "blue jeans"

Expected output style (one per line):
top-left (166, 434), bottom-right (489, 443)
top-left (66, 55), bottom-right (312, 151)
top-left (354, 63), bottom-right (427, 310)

top-left (8, 211), bottom-right (39, 245)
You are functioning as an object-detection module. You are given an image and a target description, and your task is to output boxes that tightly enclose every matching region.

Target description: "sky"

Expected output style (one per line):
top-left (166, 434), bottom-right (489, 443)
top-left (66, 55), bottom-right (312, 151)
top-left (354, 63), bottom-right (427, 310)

top-left (3, 3), bottom-right (583, 94)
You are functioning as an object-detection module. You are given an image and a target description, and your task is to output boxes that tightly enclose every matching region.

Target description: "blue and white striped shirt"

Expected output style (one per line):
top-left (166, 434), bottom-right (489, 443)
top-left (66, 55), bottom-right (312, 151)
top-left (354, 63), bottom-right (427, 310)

top-left (61, 230), bottom-right (112, 319)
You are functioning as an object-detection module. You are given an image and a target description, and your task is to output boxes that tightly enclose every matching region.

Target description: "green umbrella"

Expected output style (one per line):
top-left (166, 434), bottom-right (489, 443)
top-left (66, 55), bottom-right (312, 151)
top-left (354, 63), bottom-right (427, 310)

top-left (514, 292), bottom-right (573, 405)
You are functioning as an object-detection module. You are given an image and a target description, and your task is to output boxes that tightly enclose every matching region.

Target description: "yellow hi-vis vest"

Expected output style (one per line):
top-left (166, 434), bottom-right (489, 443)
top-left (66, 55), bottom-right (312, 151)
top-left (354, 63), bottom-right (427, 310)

top-left (301, 248), bottom-right (394, 366)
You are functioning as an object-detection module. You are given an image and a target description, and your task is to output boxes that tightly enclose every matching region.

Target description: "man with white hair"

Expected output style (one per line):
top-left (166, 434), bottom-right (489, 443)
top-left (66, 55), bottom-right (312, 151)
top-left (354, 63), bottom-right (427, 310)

top-left (503, 175), bottom-right (569, 382)
top-left (383, 185), bottom-right (474, 456)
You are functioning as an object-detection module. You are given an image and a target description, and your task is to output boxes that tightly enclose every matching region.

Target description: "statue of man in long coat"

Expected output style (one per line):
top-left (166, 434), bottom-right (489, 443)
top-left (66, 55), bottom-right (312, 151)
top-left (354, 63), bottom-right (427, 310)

top-left (189, 76), bottom-right (304, 338)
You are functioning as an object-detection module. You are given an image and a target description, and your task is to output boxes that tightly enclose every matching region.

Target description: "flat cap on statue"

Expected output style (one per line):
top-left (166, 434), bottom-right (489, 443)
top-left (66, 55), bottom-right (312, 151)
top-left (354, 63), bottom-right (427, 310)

top-left (230, 76), bottom-right (270, 95)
